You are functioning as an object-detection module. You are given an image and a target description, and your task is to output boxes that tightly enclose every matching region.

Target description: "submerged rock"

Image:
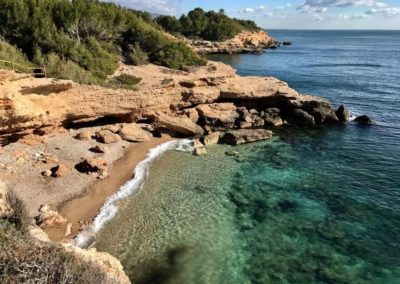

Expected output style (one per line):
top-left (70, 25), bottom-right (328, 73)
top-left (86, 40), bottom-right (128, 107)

top-left (355, 115), bottom-right (373, 125)
top-left (222, 129), bottom-right (273, 145)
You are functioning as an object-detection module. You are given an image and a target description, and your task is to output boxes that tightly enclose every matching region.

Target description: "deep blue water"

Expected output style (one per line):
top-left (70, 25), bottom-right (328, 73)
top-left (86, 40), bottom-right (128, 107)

top-left (97, 31), bottom-right (400, 283)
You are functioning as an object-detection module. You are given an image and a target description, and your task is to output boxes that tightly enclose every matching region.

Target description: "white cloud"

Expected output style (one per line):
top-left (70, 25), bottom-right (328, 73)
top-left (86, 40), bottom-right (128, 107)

top-left (365, 7), bottom-right (400, 16)
top-left (242, 7), bottom-right (255, 13)
top-left (256, 5), bottom-right (267, 12)
top-left (298, 0), bottom-right (392, 13)
top-left (104, 0), bottom-right (180, 14)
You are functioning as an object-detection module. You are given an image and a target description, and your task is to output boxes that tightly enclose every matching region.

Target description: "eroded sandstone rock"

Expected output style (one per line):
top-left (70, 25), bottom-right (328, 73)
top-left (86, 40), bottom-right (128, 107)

top-left (119, 123), bottom-right (152, 142)
top-left (35, 205), bottom-right (68, 228)
top-left (222, 129), bottom-right (273, 145)
top-left (155, 114), bottom-right (205, 136)
top-left (196, 103), bottom-right (239, 130)
top-left (96, 130), bottom-right (122, 144)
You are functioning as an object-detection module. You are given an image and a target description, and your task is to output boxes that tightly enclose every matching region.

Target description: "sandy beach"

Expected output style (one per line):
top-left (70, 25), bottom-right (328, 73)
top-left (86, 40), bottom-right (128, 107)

top-left (46, 135), bottom-right (172, 242)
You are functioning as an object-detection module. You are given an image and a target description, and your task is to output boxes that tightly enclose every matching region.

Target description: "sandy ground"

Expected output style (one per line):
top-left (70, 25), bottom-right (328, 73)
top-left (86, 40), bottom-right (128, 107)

top-left (47, 135), bottom-right (172, 242)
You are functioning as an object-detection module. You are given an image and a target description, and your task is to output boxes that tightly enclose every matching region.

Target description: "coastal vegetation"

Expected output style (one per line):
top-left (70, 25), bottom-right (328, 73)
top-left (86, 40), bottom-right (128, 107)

top-left (156, 8), bottom-right (261, 41)
top-left (0, 192), bottom-right (106, 283)
top-left (0, 0), bottom-right (205, 85)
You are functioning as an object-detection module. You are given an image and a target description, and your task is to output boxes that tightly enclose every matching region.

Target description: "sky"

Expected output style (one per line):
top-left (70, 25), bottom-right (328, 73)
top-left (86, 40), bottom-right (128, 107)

top-left (107, 0), bottom-right (400, 29)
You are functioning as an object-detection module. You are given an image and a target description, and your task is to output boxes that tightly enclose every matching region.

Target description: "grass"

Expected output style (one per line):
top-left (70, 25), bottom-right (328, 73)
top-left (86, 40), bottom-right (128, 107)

top-left (0, 191), bottom-right (108, 283)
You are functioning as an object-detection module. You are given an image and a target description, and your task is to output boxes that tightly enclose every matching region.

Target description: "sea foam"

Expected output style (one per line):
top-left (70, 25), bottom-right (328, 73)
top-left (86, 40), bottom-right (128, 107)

top-left (75, 139), bottom-right (194, 248)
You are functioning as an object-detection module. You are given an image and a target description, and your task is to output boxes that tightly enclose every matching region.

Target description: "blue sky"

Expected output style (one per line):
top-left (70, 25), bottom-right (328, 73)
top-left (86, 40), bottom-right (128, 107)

top-left (107, 0), bottom-right (400, 29)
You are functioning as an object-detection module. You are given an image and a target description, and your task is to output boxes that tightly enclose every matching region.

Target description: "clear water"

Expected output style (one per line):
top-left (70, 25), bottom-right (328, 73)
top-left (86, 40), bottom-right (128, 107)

top-left (96, 31), bottom-right (400, 283)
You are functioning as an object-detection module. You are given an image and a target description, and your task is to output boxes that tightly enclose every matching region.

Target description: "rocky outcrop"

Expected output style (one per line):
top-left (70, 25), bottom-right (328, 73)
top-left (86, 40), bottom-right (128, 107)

top-left (222, 129), bottom-right (273, 145)
top-left (336, 105), bottom-right (350, 122)
top-left (155, 114), bottom-right (205, 136)
top-left (1, 61), bottom-right (350, 146)
top-left (185, 30), bottom-right (278, 54)
top-left (197, 103), bottom-right (239, 130)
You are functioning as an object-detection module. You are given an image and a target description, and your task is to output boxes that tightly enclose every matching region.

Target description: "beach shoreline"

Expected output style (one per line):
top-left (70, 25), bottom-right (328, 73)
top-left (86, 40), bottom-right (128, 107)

top-left (45, 135), bottom-right (173, 242)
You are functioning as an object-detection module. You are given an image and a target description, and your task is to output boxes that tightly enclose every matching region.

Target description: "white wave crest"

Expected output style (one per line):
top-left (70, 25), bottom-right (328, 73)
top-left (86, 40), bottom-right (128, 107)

top-left (75, 139), bottom-right (193, 248)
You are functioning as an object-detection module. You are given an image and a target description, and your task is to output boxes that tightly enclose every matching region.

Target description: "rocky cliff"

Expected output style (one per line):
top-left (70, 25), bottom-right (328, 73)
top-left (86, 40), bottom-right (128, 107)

top-left (0, 61), bottom-right (346, 146)
top-left (184, 30), bottom-right (278, 54)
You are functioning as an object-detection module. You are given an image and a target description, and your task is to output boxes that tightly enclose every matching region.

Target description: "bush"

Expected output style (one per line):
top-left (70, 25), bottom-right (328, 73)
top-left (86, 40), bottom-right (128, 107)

top-left (153, 42), bottom-right (206, 70)
top-left (0, 192), bottom-right (108, 283)
top-left (127, 44), bottom-right (148, 66)
top-left (108, 74), bottom-right (142, 90)
top-left (0, 40), bottom-right (33, 71)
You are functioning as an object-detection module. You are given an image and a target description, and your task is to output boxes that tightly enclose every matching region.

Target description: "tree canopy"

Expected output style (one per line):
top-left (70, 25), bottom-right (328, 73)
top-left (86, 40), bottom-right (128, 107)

top-left (156, 8), bottom-right (261, 41)
top-left (0, 0), bottom-right (206, 84)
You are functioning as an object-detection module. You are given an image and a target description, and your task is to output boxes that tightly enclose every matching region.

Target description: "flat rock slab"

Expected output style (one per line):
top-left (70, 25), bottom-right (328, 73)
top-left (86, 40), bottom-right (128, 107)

top-left (222, 129), bottom-right (273, 145)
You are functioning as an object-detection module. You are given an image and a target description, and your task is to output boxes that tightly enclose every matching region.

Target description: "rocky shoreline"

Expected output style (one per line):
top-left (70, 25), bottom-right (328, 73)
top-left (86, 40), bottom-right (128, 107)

top-left (0, 58), bottom-right (366, 283)
top-left (184, 30), bottom-right (279, 54)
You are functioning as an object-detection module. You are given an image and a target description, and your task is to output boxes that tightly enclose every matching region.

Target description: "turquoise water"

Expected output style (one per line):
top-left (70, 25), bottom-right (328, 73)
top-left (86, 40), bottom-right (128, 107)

top-left (95, 31), bottom-right (400, 283)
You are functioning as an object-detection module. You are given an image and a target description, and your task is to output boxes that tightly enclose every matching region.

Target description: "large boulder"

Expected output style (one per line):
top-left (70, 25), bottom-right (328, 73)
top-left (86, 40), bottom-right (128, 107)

top-left (76, 157), bottom-right (108, 177)
top-left (95, 130), bottom-right (122, 144)
top-left (155, 114), bottom-right (205, 136)
top-left (288, 109), bottom-right (316, 126)
top-left (196, 103), bottom-right (239, 130)
top-left (35, 204), bottom-right (68, 228)
top-left (302, 101), bottom-right (338, 124)
top-left (75, 130), bottom-right (92, 141)
top-left (119, 123), bottom-right (152, 142)
top-left (203, 132), bottom-right (221, 145)
top-left (51, 164), bottom-right (71, 178)
top-left (355, 115), bottom-right (373, 125)
top-left (222, 129), bottom-right (273, 145)
top-left (336, 105), bottom-right (350, 122)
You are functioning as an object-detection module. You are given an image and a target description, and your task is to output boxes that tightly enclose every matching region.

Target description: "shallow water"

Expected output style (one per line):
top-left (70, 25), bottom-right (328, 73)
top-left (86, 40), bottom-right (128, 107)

top-left (95, 31), bottom-right (400, 283)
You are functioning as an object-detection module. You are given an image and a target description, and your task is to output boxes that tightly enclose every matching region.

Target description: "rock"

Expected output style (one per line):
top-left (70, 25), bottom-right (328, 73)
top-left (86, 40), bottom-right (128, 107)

top-left (355, 115), bottom-right (373, 125)
top-left (265, 108), bottom-right (280, 115)
top-left (179, 80), bottom-right (196, 88)
top-left (195, 147), bottom-right (207, 156)
top-left (225, 150), bottom-right (239, 156)
top-left (90, 145), bottom-right (108, 154)
top-left (196, 103), bottom-right (239, 130)
top-left (336, 105), bottom-right (350, 122)
top-left (193, 138), bottom-right (204, 149)
top-left (265, 116), bottom-right (283, 126)
top-left (222, 129), bottom-right (273, 145)
top-left (155, 114), bottom-right (205, 136)
top-left (302, 101), bottom-right (338, 124)
top-left (75, 130), bottom-right (92, 141)
top-left (95, 130), bottom-right (122, 144)
top-left (76, 157), bottom-right (108, 176)
top-left (203, 132), bottom-right (220, 145)
top-left (118, 123), bottom-right (152, 142)
top-left (282, 41), bottom-right (292, 45)
top-left (183, 108), bottom-right (200, 123)
top-left (51, 164), bottom-right (71, 178)
top-left (289, 109), bottom-right (316, 126)
top-left (65, 222), bottom-right (72, 236)
top-left (42, 169), bottom-right (52, 177)
top-left (35, 205), bottom-right (68, 228)
top-left (0, 181), bottom-right (12, 218)
top-left (102, 124), bottom-right (121, 133)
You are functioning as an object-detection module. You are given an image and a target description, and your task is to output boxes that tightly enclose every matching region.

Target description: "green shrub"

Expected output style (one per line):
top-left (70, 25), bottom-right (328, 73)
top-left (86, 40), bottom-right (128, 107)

top-left (153, 42), bottom-right (206, 70)
top-left (127, 44), bottom-right (148, 66)
top-left (0, 192), bottom-right (108, 283)
top-left (107, 74), bottom-right (141, 90)
top-left (0, 40), bottom-right (33, 71)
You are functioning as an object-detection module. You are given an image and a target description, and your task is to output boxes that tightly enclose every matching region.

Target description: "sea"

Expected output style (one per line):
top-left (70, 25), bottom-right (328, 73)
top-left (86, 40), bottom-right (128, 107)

top-left (89, 30), bottom-right (400, 283)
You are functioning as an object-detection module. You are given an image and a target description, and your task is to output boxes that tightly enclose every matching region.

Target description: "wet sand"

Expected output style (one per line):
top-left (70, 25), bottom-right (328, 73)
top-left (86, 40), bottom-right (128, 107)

top-left (46, 135), bottom-right (172, 242)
